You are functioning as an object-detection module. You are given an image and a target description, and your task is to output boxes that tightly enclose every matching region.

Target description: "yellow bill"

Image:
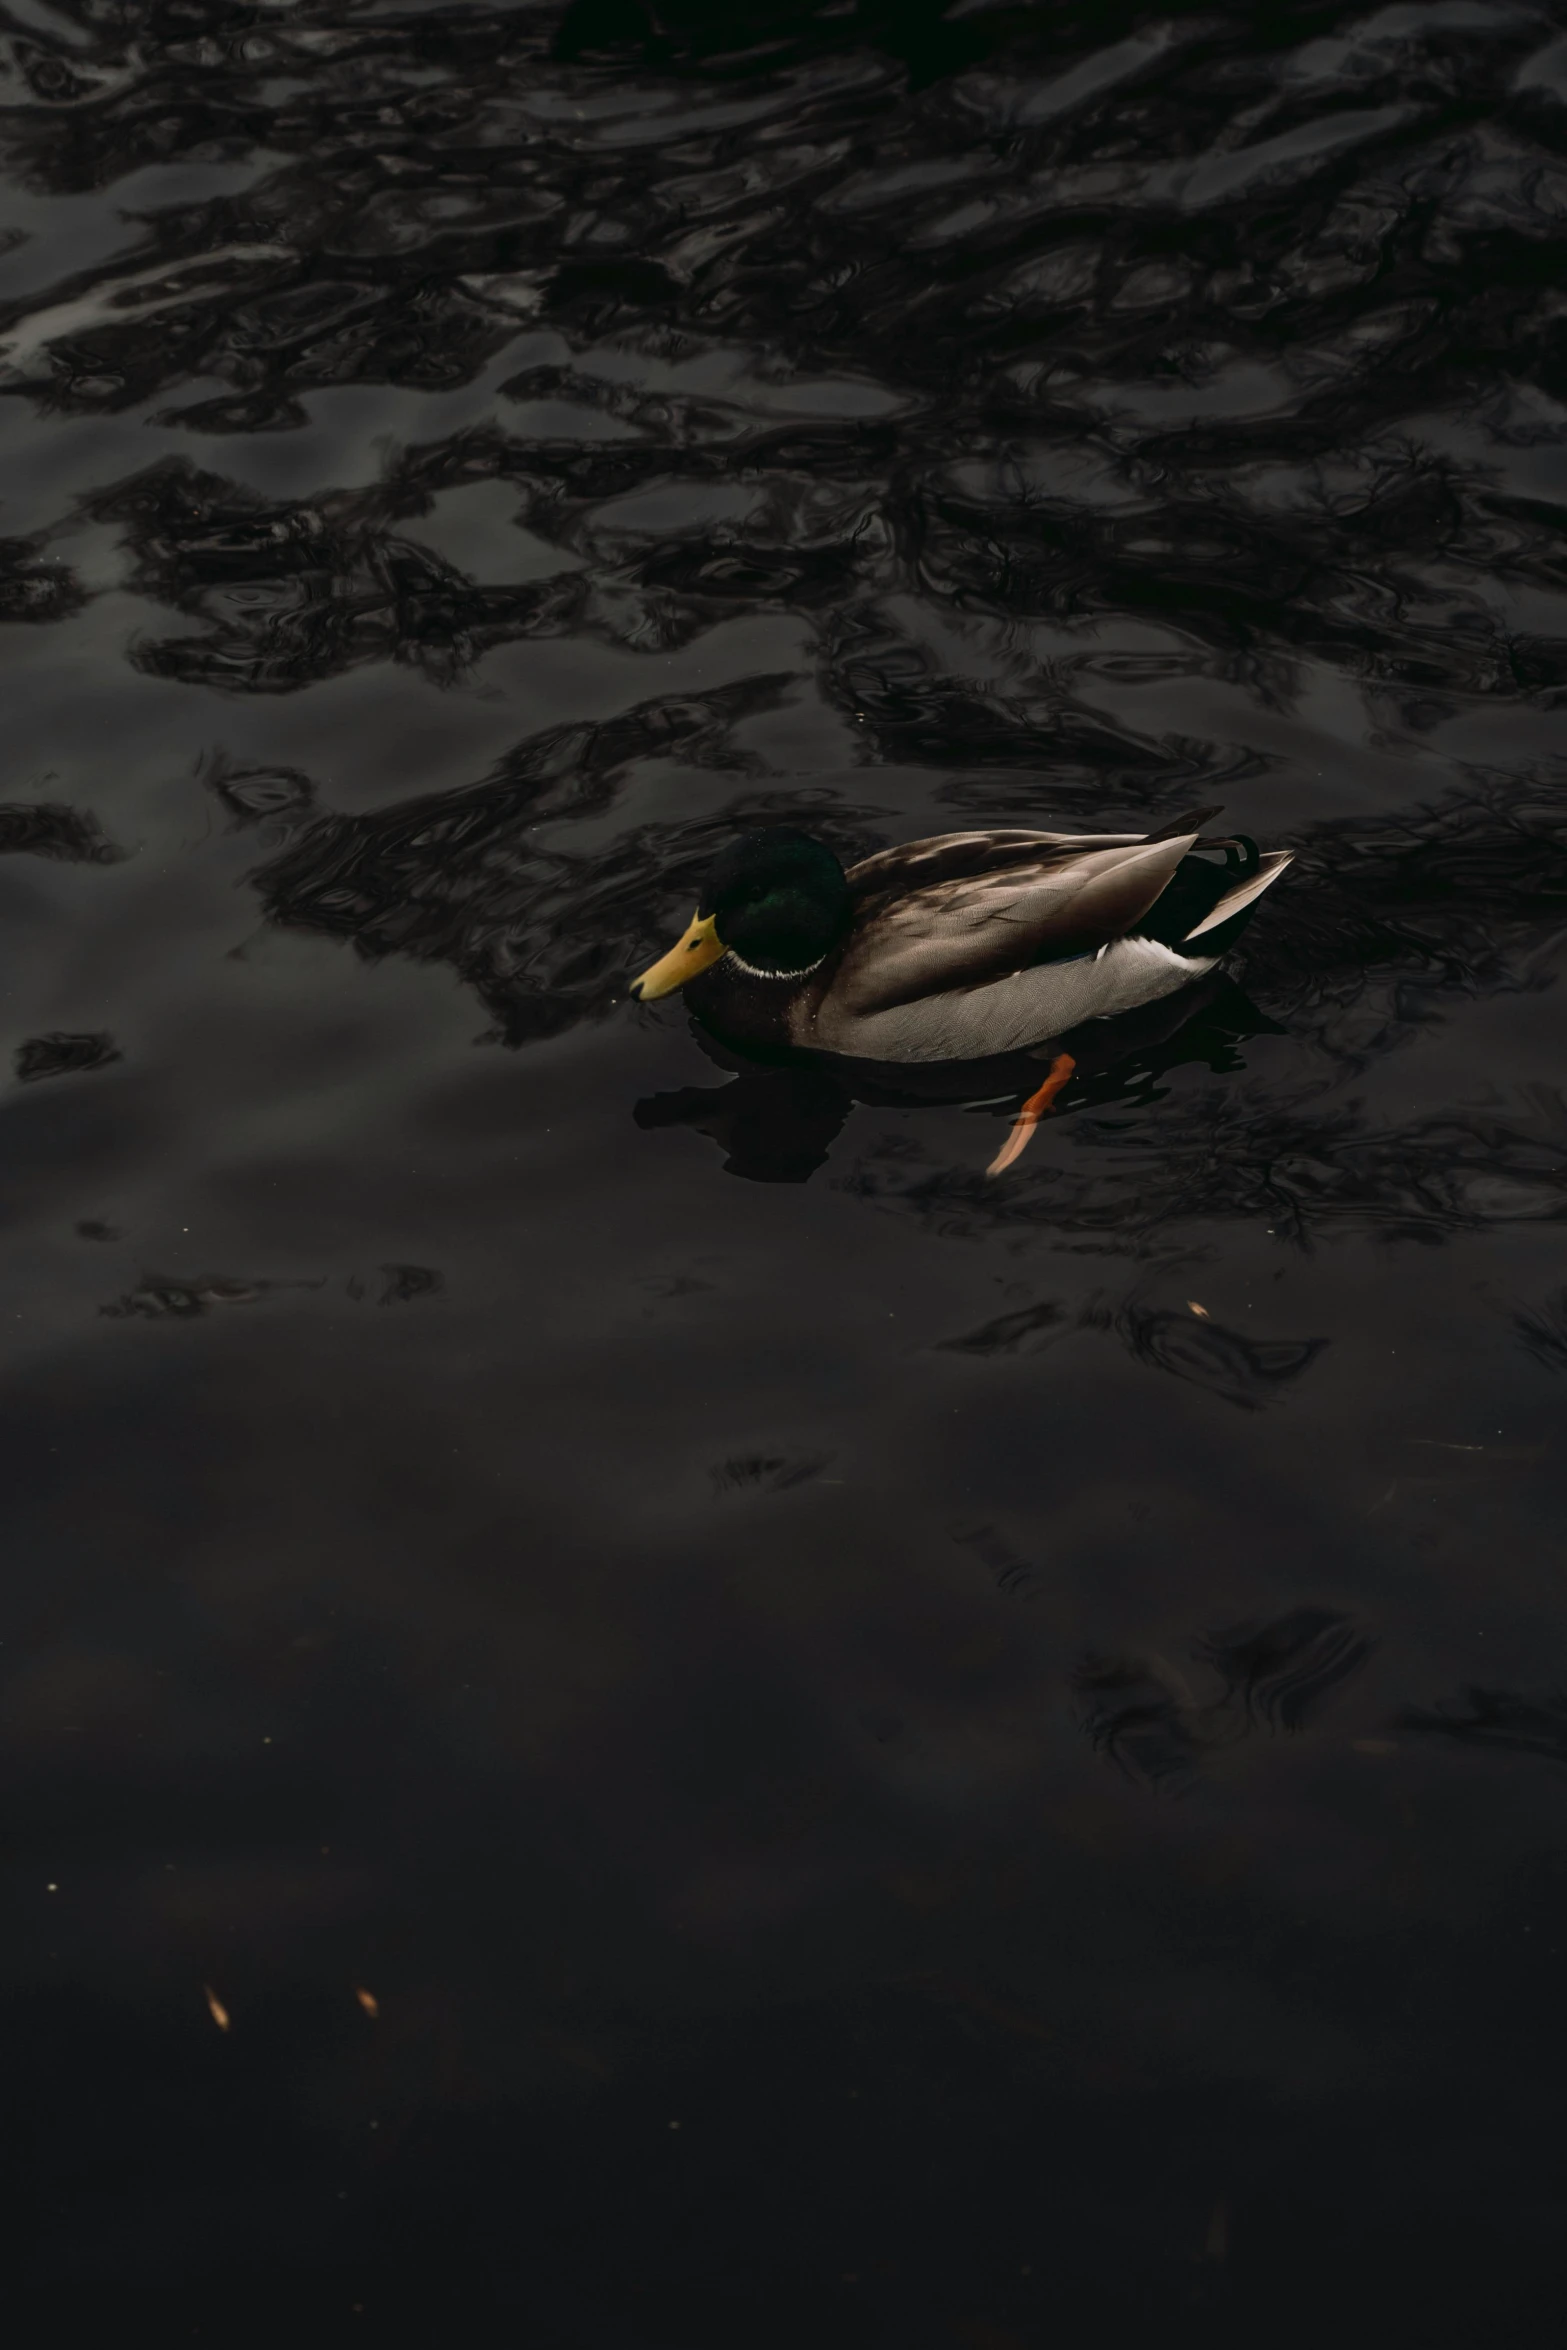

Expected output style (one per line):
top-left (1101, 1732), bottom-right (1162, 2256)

top-left (631, 910), bottom-right (726, 1000)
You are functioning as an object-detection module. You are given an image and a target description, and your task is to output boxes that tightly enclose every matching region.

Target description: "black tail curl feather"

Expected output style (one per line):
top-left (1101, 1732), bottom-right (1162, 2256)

top-left (1138, 833), bottom-right (1267, 948)
top-left (1202, 833), bottom-right (1262, 876)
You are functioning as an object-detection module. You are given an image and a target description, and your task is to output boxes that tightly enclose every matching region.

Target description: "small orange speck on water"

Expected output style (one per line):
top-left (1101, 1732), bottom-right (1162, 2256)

top-left (204, 1985), bottom-right (231, 2031)
top-left (355, 1986), bottom-right (379, 2018)
top-left (1187, 1300), bottom-right (1209, 1317)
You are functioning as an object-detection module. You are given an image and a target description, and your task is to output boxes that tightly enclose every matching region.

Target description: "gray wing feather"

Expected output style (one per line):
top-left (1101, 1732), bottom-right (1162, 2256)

top-left (835, 831), bottom-right (1202, 1015)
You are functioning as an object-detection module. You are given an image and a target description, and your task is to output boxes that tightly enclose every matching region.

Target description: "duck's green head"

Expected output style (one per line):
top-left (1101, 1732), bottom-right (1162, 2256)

top-left (632, 828), bottom-right (851, 1001)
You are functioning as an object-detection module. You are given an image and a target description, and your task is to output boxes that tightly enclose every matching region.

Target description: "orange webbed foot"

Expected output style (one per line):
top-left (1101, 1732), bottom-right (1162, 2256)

top-left (986, 1052), bottom-right (1076, 1177)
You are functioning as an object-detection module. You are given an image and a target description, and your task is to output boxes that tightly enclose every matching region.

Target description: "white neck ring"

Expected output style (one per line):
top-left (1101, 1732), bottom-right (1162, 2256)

top-left (723, 947), bottom-right (828, 983)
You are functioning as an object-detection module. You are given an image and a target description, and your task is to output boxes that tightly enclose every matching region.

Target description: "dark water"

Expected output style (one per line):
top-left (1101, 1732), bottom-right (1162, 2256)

top-left (5, 0), bottom-right (1567, 2334)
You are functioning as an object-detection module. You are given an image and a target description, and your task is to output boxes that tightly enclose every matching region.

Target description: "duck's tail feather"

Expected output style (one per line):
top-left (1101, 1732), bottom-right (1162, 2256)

top-left (1183, 849), bottom-right (1294, 941)
top-left (1143, 804), bottom-right (1224, 843)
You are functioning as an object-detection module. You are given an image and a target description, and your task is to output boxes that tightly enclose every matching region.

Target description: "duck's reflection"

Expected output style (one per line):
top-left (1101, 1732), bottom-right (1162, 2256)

top-left (635, 1061), bottom-right (849, 1183)
top-left (635, 974), bottom-right (1281, 1182)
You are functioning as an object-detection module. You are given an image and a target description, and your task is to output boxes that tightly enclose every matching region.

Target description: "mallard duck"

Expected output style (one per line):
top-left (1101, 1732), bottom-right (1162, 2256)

top-left (631, 811), bottom-right (1291, 1171)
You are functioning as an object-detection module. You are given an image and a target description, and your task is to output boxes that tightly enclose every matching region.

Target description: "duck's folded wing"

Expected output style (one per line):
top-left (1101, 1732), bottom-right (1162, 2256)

top-left (845, 828), bottom-right (1145, 898)
top-left (835, 831), bottom-right (1203, 1016)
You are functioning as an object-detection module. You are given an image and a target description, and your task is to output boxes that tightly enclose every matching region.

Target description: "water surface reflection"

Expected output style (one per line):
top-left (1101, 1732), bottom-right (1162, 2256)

top-left (4, 0), bottom-right (1567, 2333)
